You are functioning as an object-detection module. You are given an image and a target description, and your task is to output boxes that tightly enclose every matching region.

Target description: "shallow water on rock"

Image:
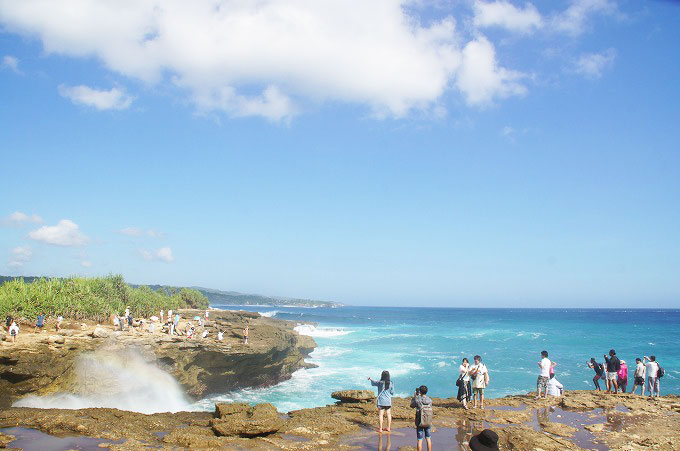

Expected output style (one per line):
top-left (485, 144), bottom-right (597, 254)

top-left (0, 427), bottom-right (123, 451)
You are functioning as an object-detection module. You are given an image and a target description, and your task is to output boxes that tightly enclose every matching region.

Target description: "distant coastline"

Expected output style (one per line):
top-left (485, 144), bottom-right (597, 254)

top-left (0, 275), bottom-right (343, 309)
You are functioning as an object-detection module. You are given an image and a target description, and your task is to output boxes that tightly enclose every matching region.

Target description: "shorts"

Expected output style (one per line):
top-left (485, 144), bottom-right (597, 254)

top-left (634, 376), bottom-right (644, 385)
top-left (607, 372), bottom-right (617, 381)
top-left (417, 426), bottom-right (431, 440)
top-left (537, 376), bottom-right (549, 391)
top-left (473, 387), bottom-right (484, 396)
top-left (378, 405), bottom-right (391, 410)
top-left (36, 324), bottom-right (44, 329)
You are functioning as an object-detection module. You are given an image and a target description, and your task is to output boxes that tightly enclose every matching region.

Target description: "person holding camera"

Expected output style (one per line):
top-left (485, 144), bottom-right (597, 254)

top-left (368, 370), bottom-right (394, 433)
top-left (410, 385), bottom-right (433, 451)
top-left (470, 355), bottom-right (489, 409)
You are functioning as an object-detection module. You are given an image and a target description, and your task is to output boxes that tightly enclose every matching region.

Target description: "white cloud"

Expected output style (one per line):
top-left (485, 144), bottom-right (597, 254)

top-left (2, 54), bottom-right (20, 73)
top-left (501, 125), bottom-right (514, 136)
top-left (146, 229), bottom-right (163, 238)
top-left (8, 246), bottom-right (32, 267)
top-left (2, 211), bottom-right (44, 226)
top-left (140, 246), bottom-right (174, 263)
top-left (0, 1), bottom-right (528, 118)
top-left (473, 1), bottom-right (543, 33)
top-left (552, 0), bottom-right (617, 36)
top-left (574, 48), bottom-right (616, 79)
top-left (81, 260), bottom-right (92, 268)
top-left (456, 36), bottom-right (527, 106)
top-left (119, 227), bottom-right (144, 237)
top-left (58, 84), bottom-right (133, 110)
top-left (28, 219), bottom-right (90, 246)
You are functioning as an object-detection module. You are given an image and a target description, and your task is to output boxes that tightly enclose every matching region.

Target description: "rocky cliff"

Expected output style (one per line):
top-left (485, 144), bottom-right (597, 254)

top-left (0, 309), bottom-right (316, 409)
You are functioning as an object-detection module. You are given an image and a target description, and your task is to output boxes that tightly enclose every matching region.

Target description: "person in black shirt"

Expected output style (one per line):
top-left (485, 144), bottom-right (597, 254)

top-left (587, 358), bottom-right (604, 391)
top-left (603, 349), bottom-right (621, 394)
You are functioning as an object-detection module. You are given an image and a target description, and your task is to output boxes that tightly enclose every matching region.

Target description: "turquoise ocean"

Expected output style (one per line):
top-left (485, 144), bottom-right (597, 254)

top-left (195, 307), bottom-right (680, 412)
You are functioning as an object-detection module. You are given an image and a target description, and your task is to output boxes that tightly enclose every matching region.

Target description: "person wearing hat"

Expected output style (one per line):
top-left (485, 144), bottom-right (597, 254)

top-left (469, 429), bottom-right (499, 450)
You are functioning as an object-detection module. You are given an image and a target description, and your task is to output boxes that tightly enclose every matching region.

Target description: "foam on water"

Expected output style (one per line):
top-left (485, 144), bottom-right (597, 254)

top-left (258, 310), bottom-right (279, 317)
top-left (14, 349), bottom-right (190, 414)
top-left (293, 324), bottom-right (353, 337)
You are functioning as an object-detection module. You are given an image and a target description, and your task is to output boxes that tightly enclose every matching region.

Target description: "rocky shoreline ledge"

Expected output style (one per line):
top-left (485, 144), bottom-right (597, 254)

top-left (0, 309), bottom-right (316, 409)
top-left (1, 390), bottom-right (679, 449)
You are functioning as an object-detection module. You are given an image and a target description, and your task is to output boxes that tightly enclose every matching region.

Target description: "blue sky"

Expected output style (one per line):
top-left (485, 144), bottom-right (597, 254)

top-left (1, 0), bottom-right (679, 307)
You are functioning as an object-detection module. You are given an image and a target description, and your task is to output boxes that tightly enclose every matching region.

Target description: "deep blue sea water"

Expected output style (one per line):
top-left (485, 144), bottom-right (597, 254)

top-left (195, 306), bottom-right (680, 412)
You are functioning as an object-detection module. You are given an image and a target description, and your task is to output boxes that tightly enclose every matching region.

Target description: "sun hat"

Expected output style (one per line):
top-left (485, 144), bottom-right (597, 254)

top-left (469, 429), bottom-right (500, 451)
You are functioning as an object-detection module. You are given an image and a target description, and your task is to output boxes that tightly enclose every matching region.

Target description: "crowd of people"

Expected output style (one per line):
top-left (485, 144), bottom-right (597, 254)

top-left (367, 348), bottom-right (665, 450)
top-left (3, 308), bottom-right (251, 345)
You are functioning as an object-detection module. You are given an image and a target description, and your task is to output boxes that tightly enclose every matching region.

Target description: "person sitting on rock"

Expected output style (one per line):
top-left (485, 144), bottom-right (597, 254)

top-left (547, 373), bottom-right (564, 397)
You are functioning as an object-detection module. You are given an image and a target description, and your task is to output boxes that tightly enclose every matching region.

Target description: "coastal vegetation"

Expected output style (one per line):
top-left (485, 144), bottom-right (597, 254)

top-left (0, 275), bottom-right (209, 322)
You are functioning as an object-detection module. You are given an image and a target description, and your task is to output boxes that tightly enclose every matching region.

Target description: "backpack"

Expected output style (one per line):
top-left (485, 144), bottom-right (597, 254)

top-left (418, 403), bottom-right (433, 428)
top-left (657, 363), bottom-right (665, 379)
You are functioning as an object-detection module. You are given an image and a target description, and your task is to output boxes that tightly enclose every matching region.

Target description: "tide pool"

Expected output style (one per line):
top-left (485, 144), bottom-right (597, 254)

top-left (195, 307), bottom-right (680, 412)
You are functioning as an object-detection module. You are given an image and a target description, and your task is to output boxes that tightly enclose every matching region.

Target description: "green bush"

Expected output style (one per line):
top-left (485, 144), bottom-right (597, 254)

top-left (0, 275), bottom-right (209, 323)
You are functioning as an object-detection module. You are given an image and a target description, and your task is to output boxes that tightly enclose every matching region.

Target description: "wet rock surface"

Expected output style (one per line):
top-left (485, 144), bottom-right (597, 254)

top-left (1, 390), bottom-right (678, 449)
top-left (0, 309), bottom-right (316, 409)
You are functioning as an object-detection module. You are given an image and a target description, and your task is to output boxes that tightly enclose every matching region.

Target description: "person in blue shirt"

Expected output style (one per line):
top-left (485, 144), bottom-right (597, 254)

top-left (368, 370), bottom-right (394, 433)
top-left (34, 312), bottom-right (45, 333)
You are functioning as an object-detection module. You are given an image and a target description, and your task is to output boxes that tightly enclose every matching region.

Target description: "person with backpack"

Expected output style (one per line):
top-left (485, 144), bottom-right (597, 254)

top-left (644, 356), bottom-right (663, 398)
top-left (587, 358), bottom-right (605, 391)
top-left (410, 385), bottom-right (433, 451)
top-left (368, 370), bottom-right (394, 433)
top-left (470, 355), bottom-right (489, 409)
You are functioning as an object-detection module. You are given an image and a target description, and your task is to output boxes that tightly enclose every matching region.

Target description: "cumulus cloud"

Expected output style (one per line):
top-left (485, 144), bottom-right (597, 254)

top-left (0, 0), bottom-right (528, 118)
top-left (8, 246), bottom-right (32, 268)
top-left (2, 54), bottom-right (21, 73)
top-left (574, 48), bottom-right (616, 79)
top-left (140, 246), bottom-right (174, 263)
top-left (2, 211), bottom-right (44, 226)
top-left (456, 36), bottom-right (527, 106)
top-left (552, 0), bottom-right (617, 36)
top-left (58, 84), bottom-right (134, 110)
top-left (473, 0), bottom-right (543, 33)
top-left (28, 219), bottom-right (90, 246)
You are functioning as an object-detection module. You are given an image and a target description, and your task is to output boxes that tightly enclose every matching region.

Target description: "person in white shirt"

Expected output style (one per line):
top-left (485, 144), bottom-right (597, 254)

top-left (470, 355), bottom-right (488, 409)
top-left (201, 329), bottom-right (208, 339)
top-left (160, 309), bottom-right (164, 323)
top-left (547, 374), bottom-right (564, 397)
top-left (644, 356), bottom-right (660, 398)
top-left (217, 330), bottom-right (224, 341)
top-left (536, 350), bottom-right (551, 399)
top-left (8, 321), bottom-right (19, 342)
top-left (630, 357), bottom-right (646, 395)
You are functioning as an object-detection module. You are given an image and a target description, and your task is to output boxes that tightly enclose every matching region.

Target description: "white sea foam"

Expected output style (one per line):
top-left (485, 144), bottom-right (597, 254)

top-left (13, 349), bottom-right (190, 414)
top-left (310, 346), bottom-right (350, 358)
top-left (436, 361), bottom-right (449, 368)
top-left (258, 310), bottom-right (279, 318)
top-left (294, 324), bottom-right (353, 337)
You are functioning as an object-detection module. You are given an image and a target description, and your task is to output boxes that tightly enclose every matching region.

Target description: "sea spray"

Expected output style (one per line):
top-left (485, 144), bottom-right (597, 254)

top-left (14, 348), bottom-right (190, 414)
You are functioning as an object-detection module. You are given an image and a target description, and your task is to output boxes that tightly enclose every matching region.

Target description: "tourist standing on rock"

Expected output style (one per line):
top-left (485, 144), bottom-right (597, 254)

top-left (205, 310), bottom-right (209, 320)
top-left (631, 358), bottom-right (646, 395)
top-left (8, 320), bottom-right (19, 342)
top-left (587, 358), bottom-right (604, 391)
top-left (536, 350), bottom-right (551, 399)
top-left (470, 355), bottom-right (488, 409)
top-left (244, 325), bottom-right (249, 344)
top-left (410, 385), bottom-right (433, 451)
top-left (55, 314), bottom-right (63, 332)
top-left (457, 357), bottom-right (471, 410)
top-left (34, 312), bottom-right (45, 333)
top-left (618, 360), bottom-right (628, 393)
top-left (160, 309), bottom-right (164, 324)
top-left (5, 315), bottom-right (12, 333)
top-left (644, 356), bottom-right (661, 398)
top-left (603, 349), bottom-right (621, 394)
top-left (368, 370), bottom-right (394, 433)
